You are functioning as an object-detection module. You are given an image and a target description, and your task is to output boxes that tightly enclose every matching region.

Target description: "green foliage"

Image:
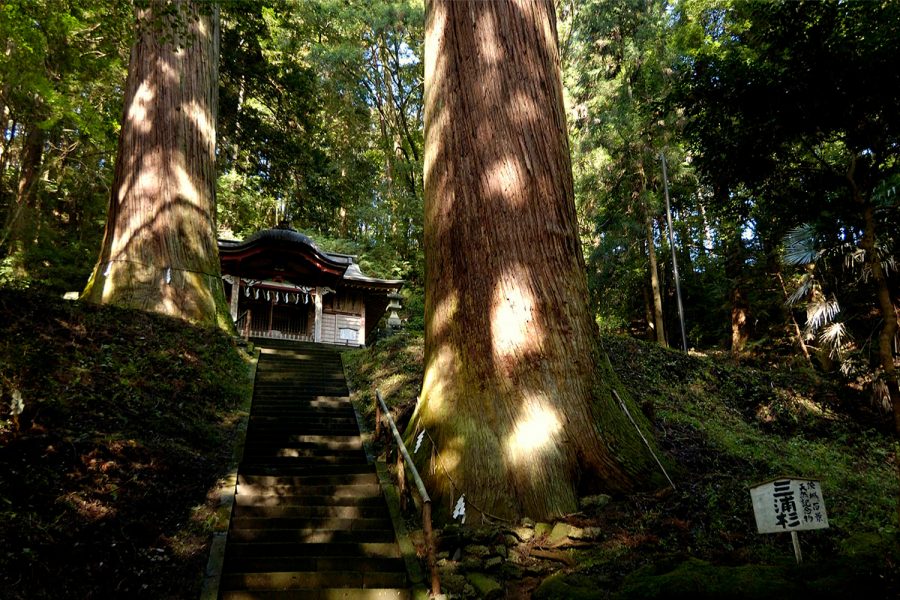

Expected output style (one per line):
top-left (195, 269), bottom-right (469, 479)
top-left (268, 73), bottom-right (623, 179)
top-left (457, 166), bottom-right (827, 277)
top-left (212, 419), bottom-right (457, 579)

top-left (0, 0), bottom-right (131, 288)
top-left (217, 0), bottom-right (424, 272)
top-left (604, 334), bottom-right (897, 539)
top-left (343, 329), bottom-right (423, 426)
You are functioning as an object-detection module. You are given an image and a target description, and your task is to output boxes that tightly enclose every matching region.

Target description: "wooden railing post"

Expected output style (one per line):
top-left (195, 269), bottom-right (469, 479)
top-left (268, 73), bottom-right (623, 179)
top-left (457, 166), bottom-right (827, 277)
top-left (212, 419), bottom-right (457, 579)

top-left (374, 395), bottom-right (382, 439)
top-left (375, 389), bottom-right (441, 598)
top-left (397, 451), bottom-right (407, 512)
top-left (423, 500), bottom-right (440, 598)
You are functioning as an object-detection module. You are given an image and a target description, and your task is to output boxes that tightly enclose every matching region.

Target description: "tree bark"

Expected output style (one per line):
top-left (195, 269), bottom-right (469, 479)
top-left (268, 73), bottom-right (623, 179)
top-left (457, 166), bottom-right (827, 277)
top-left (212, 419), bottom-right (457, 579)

top-left (82, 1), bottom-right (230, 328)
top-left (645, 210), bottom-right (667, 346)
top-left (2, 122), bottom-right (44, 273)
top-left (856, 190), bottom-right (900, 434)
top-left (724, 225), bottom-right (750, 354)
top-left (413, 0), bottom-right (660, 521)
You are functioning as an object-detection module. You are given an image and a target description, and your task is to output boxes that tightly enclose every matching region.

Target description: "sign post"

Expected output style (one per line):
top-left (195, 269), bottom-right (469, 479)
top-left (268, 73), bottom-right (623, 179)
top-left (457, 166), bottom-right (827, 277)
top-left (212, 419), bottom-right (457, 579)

top-left (749, 477), bottom-right (829, 564)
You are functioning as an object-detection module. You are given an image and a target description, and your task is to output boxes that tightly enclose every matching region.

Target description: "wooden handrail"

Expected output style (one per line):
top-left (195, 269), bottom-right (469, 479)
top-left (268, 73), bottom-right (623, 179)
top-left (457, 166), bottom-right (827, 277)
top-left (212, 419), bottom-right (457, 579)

top-left (234, 309), bottom-right (252, 339)
top-left (375, 389), bottom-right (440, 597)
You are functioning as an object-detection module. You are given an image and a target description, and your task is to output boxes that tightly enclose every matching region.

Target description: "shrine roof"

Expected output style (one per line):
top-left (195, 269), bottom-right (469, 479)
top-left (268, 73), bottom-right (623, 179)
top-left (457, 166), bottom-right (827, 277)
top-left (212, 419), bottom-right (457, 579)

top-left (218, 226), bottom-right (402, 292)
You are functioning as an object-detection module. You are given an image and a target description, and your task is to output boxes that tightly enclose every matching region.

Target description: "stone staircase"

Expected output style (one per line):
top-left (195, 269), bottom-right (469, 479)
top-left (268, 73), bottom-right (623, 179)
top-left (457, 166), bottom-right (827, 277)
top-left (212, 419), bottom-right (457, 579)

top-left (219, 340), bottom-right (409, 599)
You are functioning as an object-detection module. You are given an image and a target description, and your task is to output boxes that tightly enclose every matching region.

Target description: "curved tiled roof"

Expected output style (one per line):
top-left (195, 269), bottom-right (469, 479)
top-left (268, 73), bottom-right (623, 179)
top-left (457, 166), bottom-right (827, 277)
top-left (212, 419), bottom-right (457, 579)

top-left (218, 226), bottom-right (402, 291)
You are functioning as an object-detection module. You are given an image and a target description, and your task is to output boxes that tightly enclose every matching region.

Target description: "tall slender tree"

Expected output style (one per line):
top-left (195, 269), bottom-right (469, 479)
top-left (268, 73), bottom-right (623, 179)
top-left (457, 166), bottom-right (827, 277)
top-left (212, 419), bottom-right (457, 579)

top-left (83, 0), bottom-right (229, 326)
top-left (411, 0), bottom-right (659, 520)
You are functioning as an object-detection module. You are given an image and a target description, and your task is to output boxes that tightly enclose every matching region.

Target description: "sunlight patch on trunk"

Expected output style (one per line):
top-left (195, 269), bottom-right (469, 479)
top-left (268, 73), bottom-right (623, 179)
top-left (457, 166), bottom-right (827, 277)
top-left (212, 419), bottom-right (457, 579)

top-left (184, 100), bottom-right (214, 151)
top-left (127, 80), bottom-right (154, 133)
top-left (422, 342), bottom-right (457, 415)
top-left (485, 156), bottom-right (525, 205)
top-left (491, 266), bottom-right (539, 362)
top-left (504, 396), bottom-right (562, 466)
top-left (476, 10), bottom-right (502, 66)
top-left (174, 161), bottom-right (200, 207)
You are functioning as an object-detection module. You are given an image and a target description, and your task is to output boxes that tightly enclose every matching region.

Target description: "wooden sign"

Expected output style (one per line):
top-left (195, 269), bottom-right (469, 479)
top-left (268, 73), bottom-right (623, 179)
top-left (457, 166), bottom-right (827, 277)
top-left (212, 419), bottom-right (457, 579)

top-left (750, 477), bottom-right (829, 564)
top-left (750, 477), bottom-right (829, 534)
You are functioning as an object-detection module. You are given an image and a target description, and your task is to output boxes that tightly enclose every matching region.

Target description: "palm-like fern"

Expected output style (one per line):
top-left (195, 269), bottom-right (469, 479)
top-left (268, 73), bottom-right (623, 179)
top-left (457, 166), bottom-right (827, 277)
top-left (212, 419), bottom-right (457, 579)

top-left (782, 224), bottom-right (852, 360)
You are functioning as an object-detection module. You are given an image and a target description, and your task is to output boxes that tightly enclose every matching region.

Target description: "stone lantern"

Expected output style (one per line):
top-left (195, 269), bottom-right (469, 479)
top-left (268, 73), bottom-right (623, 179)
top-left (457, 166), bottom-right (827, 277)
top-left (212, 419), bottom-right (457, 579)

top-left (386, 292), bottom-right (403, 331)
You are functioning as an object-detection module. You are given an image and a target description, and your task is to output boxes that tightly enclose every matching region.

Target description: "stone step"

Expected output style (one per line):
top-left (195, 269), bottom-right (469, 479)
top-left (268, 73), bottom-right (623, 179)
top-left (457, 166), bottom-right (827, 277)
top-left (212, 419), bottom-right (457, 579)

top-left (242, 434), bottom-right (362, 449)
top-left (248, 419), bottom-right (360, 430)
top-left (249, 400), bottom-right (353, 408)
top-left (230, 515), bottom-right (392, 531)
top-left (256, 372), bottom-right (346, 379)
top-left (227, 528), bottom-right (396, 545)
top-left (251, 396), bottom-right (351, 404)
top-left (253, 392), bottom-right (351, 401)
top-left (224, 555), bottom-right (404, 575)
top-left (237, 472), bottom-right (377, 487)
top-left (221, 345), bottom-right (408, 600)
top-left (253, 388), bottom-right (350, 396)
top-left (256, 348), bottom-right (342, 354)
top-left (245, 428), bottom-right (362, 438)
top-left (254, 382), bottom-right (347, 386)
top-left (234, 487), bottom-right (384, 506)
top-left (246, 418), bottom-right (358, 428)
top-left (253, 394), bottom-right (350, 401)
top-left (231, 504), bottom-right (389, 520)
top-left (239, 452), bottom-right (365, 463)
top-left (255, 350), bottom-right (344, 359)
top-left (251, 397), bottom-right (350, 404)
top-left (249, 412), bottom-right (357, 421)
top-left (241, 447), bottom-right (365, 460)
top-left (250, 408), bottom-right (354, 417)
top-left (245, 417), bottom-right (358, 427)
top-left (253, 380), bottom-right (347, 389)
top-left (222, 589), bottom-right (410, 600)
top-left (237, 465), bottom-right (376, 478)
top-left (245, 427), bottom-right (360, 436)
top-left (220, 571), bottom-right (407, 592)
top-left (237, 475), bottom-right (381, 498)
top-left (242, 442), bottom-right (361, 454)
top-left (245, 427), bottom-right (361, 437)
top-left (225, 542), bottom-right (401, 560)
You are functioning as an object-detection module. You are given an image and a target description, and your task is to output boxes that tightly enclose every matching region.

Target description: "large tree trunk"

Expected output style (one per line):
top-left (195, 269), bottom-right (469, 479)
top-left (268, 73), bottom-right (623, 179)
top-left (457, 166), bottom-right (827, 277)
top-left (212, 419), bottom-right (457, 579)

top-left (413, 0), bottom-right (660, 521)
top-left (82, 1), bottom-right (230, 327)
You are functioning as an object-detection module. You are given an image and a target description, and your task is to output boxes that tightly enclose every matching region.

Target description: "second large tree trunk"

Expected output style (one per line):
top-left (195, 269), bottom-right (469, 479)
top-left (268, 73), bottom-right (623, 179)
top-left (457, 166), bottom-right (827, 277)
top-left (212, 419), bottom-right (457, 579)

top-left (412, 0), bottom-right (659, 521)
top-left (82, 1), bottom-right (229, 327)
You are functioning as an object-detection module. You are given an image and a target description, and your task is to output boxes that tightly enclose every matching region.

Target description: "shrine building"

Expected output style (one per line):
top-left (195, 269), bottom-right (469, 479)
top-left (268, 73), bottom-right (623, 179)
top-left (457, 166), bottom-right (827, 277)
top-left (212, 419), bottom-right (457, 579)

top-left (218, 225), bottom-right (403, 347)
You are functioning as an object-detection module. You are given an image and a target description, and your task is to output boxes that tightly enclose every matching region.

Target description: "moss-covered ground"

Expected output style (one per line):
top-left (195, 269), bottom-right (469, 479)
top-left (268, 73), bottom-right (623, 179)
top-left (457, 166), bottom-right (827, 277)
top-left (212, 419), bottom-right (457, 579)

top-left (0, 288), bottom-right (253, 599)
top-left (344, 331), bottom-right (899, 598)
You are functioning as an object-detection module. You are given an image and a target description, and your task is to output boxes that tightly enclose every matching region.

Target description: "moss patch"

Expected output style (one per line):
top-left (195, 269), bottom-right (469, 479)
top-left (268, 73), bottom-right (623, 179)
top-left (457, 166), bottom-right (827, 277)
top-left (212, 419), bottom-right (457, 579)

top-left (0, 288), bottom-right (253, 599)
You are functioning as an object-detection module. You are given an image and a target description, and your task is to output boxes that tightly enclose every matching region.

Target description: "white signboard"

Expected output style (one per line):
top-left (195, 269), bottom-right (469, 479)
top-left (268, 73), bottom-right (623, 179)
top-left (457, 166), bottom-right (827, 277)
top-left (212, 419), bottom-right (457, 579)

top-left (750, 477), bottom-right (829, 534)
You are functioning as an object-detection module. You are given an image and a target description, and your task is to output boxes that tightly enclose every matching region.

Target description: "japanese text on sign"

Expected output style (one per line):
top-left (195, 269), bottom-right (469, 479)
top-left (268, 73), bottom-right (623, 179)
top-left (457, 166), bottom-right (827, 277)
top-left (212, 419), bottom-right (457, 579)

top-left (750, 478), bottom-right (829, 534)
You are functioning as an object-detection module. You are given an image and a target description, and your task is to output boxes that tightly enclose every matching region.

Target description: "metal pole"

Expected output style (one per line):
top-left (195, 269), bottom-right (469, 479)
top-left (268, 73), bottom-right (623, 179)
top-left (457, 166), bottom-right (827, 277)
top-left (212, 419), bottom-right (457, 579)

top-left (661, 152), bottom-right (689, 351)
